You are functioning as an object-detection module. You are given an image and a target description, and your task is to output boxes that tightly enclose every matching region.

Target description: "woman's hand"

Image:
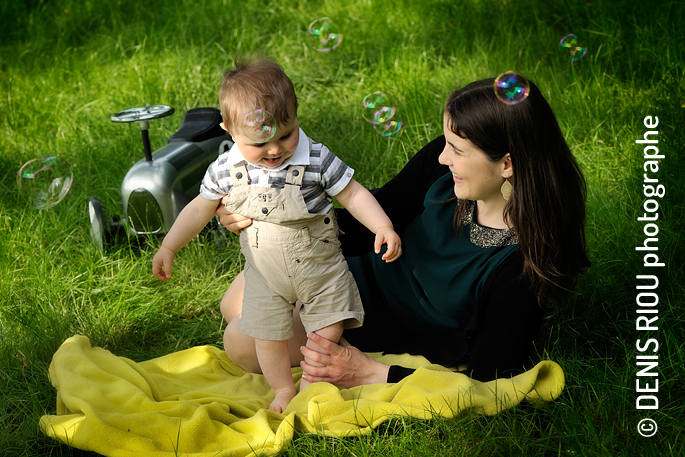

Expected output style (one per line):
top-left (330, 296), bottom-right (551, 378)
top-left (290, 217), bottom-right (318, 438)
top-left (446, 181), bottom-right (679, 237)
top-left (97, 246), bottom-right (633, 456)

top-left (300, 332), bottom-right (390, 387)
top-left (216, 196), bottom-right (252, 234)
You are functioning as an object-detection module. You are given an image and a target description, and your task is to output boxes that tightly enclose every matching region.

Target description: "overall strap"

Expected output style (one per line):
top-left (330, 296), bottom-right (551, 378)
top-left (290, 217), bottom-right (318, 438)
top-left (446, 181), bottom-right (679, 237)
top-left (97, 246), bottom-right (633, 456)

top-left (285, 165), bottom-right (306, 187)
top-left (228, 162), bottom-right (251, 187)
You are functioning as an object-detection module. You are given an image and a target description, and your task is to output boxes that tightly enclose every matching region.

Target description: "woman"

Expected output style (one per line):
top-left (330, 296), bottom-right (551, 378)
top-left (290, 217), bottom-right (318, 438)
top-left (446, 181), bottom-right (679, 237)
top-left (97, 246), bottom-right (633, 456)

top-left (218, 77), bottom-right (590, 386)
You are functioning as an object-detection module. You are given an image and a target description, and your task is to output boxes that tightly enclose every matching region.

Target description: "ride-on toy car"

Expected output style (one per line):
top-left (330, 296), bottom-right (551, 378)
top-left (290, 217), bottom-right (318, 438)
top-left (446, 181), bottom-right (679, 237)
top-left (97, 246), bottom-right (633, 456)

top-left (88, 105), bottom-right (233, 252)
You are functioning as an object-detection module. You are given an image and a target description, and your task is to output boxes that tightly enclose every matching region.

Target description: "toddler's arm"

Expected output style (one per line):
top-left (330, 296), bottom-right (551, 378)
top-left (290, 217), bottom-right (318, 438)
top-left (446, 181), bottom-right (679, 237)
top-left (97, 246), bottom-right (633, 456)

top-left (334, 179), bottom-right (401, 262)
top-left (152, 195), bottom-right (221, 280)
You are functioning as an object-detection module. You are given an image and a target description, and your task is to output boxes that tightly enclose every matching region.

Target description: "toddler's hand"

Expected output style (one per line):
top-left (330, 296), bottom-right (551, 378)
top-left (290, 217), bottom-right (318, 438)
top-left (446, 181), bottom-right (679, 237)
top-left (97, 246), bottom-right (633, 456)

top-left (374, 227), bottom-right (402, 262)
top-left (152, 246), bottom-right (175, 280)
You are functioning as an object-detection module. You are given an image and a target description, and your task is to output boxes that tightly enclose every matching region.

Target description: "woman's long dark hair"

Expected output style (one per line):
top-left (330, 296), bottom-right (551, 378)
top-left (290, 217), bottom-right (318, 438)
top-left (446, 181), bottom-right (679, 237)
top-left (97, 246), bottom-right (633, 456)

top-left (445, 77), bottom-right (591, 307)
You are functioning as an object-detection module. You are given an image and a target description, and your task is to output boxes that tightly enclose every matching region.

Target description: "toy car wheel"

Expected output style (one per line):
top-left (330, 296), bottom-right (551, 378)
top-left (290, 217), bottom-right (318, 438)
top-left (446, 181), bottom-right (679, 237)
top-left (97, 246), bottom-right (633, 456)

top-left (88, 197), bottom-right (107, 253)
top-left (110, 105), bottom-right (175, 123)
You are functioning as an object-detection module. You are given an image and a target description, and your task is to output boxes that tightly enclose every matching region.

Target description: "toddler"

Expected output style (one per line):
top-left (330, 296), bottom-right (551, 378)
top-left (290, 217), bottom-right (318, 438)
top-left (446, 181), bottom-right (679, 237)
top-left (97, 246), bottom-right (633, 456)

top-left (152, 58), bottom-right (401, 413)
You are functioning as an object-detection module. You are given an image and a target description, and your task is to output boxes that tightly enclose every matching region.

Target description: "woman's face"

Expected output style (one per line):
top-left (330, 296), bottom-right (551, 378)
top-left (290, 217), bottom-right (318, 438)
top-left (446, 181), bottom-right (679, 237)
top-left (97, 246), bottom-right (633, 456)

top-left (439, 114), bottom-right (510, 203)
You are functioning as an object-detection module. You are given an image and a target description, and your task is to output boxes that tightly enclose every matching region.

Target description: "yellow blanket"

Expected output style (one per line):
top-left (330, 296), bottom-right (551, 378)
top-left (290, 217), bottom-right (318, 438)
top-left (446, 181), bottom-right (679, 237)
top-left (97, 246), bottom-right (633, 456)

top-left (40, 335), bottom-right (564, 457)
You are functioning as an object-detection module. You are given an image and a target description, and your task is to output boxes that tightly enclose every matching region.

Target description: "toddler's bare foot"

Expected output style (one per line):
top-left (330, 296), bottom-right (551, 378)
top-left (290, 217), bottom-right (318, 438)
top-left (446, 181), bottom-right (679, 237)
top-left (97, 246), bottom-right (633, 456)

top-left (268, 388), bottom-right (296, 413)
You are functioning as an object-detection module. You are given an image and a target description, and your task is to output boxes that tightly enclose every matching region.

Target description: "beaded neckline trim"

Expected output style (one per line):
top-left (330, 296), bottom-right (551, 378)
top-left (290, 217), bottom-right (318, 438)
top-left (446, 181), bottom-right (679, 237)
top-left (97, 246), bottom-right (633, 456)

top-left (462, 201), bottom-right (518, 248)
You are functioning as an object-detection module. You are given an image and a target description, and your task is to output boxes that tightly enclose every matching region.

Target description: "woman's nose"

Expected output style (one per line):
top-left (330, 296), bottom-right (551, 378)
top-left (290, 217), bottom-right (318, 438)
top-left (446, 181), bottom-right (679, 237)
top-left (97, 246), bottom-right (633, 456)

top-left (438, 147), bottom-right (449, 165)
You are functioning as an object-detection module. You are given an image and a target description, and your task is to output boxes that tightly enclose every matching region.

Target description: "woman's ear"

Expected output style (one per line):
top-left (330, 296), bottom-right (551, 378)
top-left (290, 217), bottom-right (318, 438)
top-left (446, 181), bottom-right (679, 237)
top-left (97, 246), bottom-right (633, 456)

top-left (502, 153), bottom-right (513, 179)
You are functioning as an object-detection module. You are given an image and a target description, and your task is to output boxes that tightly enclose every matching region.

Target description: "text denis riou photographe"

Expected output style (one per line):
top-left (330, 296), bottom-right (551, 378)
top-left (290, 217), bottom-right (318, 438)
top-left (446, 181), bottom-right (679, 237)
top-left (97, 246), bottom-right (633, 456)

top-left (634, 115), bottom-right (662, 439)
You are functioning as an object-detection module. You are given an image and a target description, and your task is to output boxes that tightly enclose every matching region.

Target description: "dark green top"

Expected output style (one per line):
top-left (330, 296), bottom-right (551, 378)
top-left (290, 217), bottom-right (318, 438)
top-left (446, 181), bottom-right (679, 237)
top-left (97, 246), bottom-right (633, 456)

top-left (371, 172), bottom-right (519, 329)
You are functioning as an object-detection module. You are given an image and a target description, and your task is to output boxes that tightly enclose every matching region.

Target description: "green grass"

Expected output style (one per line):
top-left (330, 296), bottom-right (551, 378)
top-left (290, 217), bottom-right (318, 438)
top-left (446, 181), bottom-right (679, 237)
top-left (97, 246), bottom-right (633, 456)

top-left (1, 0), bottom-right (683, 455)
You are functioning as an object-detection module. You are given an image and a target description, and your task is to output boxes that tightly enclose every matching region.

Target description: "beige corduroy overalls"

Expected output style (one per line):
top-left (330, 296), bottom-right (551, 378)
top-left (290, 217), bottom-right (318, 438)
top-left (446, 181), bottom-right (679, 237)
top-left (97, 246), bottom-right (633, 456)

top-left (226, 161), bottom-right (364, 341)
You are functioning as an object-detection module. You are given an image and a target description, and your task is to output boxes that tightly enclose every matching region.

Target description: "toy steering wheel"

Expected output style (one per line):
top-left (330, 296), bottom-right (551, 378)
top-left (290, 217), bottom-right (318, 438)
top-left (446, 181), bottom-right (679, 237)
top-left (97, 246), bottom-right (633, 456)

top-left (110, 105), bottom-right (175, 123)
top-left (111, 105), bottom-right (175, 162)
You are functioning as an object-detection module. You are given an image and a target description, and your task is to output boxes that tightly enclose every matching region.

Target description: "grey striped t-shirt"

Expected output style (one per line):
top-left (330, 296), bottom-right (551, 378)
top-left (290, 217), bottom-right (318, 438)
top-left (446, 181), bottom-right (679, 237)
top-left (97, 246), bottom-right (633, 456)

top-left (200, 131), bottom-right (354, 216)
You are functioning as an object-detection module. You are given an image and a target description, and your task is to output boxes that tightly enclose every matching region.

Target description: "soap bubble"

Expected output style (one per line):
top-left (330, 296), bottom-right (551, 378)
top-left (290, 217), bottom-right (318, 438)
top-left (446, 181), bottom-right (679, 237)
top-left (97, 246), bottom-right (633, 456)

top-left (242, 109), bottom-right (276, 143)
top-left (374, 119), bottom-right (403, 137)
top-left (362, 91), bottom-right (404, 136)
top-left (17, 156), bottom-right (73, 209)
top-left (308, 17), bottom-right (342, 52)
top-left (362, 91), bottom-right (396, 124)
top-left (494, 72), bottom-right (530, 105)
top-left (559, 34), bottom-right (587, 61)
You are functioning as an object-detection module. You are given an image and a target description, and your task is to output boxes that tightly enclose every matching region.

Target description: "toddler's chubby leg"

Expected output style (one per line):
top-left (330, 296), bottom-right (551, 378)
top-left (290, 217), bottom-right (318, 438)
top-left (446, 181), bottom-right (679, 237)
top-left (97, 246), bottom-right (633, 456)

top-left (255, 339), bottom-right (297, 413)
top-left (299, 321), bottom-right (344, 391)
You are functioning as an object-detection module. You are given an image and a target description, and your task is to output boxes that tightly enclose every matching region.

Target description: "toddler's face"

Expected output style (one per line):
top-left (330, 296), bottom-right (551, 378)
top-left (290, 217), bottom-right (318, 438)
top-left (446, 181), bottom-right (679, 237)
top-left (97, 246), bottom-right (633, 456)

top-left (222, 114), bottom-right (300, 169)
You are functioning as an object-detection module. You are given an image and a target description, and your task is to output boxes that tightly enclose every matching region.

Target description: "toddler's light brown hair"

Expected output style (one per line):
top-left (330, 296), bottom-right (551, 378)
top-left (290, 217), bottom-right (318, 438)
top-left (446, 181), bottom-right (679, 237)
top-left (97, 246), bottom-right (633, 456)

top-left (219, 58), bottom-right (298, 134)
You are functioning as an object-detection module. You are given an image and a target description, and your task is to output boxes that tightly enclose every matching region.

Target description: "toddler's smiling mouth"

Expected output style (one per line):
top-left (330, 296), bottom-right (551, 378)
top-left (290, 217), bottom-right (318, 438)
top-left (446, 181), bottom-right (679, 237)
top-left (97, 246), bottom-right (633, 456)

top-left (263, 157), bottom-right (282, 165)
